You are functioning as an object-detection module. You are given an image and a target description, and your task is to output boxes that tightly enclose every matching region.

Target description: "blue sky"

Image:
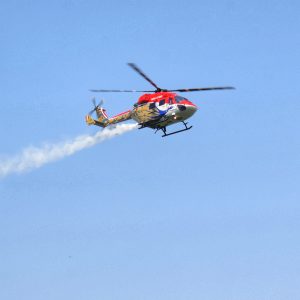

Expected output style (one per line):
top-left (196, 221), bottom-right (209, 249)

top-left (1, 1), bottom-right (300, 299)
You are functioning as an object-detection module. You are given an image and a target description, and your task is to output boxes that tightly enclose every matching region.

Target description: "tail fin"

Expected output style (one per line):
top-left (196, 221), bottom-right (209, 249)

top-left (85, 107), bottom-right (109, 128)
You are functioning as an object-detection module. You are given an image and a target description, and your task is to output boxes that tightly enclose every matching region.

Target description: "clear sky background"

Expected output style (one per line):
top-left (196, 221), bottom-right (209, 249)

top-left (1, 1), bottom-right (300, 299)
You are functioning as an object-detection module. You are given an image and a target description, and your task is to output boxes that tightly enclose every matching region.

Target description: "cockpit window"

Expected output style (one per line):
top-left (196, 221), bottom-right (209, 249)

top-left (159, 99), bottom-right (165, 106)
top-left (139, 101), bottom-right (147, 105)
top-left (149, 102), bottom-right (155, 109)
top-left (175, 96), bottom-right (187, 103)
top-left (168, 97), bottom-right (173, 103)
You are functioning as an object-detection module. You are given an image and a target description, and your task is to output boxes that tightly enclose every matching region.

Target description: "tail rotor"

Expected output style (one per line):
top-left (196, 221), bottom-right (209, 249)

top-left (88, 97), bottom-right (104, 118)
top-left (86, 97), bottom-right (109, 128)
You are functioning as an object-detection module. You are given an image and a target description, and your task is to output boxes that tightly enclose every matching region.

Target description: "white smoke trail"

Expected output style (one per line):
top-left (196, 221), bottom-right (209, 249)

top-left (0, 123), bottom-right (138, 178)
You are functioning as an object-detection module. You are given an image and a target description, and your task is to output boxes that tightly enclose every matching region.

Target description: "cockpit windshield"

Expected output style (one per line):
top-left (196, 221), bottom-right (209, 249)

top-left (175, 95), bottom-right (187, 103)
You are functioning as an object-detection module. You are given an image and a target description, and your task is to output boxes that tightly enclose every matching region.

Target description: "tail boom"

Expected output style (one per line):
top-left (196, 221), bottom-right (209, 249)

top-left (85, 109), bottom-right (132, 128)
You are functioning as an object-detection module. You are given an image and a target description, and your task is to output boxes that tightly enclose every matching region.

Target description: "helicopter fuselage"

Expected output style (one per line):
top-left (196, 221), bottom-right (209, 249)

top-left (131, 92), bottom-right (197, 128)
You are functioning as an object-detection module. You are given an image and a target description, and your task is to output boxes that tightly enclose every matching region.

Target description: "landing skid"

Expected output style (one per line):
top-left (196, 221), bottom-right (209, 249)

top-left (159, 121), bottom-right (193, 137)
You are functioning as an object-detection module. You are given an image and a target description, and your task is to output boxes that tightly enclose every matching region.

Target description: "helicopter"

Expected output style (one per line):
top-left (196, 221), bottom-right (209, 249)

top-left (85, 63), bottom-right (234, 137)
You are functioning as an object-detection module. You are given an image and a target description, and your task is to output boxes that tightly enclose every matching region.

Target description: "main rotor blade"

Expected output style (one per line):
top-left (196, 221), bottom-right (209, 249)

top-left (168, 87), bottom-right (235, 92)
top-left (127, 63), bottom-right (161, 91)
top-left (90, 89), bottom-right (156, 93)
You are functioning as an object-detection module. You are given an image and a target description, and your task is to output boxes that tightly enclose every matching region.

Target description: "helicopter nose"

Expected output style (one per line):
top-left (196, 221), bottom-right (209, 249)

top-left (186, 104), bottom-right (197, 116)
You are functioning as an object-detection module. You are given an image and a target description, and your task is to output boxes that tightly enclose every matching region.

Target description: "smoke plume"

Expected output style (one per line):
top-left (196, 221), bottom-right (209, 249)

top-left (0, 123), bottom-right (137, 178)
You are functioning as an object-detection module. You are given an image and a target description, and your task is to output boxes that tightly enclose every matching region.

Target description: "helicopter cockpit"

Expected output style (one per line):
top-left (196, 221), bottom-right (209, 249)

top-left (175, 95), bottom-right (188, 103)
